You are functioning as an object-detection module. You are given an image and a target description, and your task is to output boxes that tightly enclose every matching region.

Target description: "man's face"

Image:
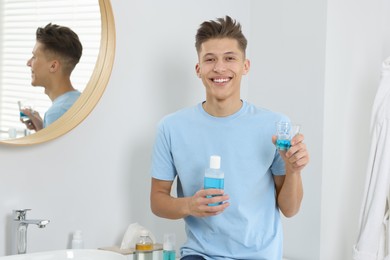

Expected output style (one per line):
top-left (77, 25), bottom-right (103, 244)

top-left (26, 42), bottom-right (52, 87)
top-left (196, 38), bottom-right (250, 103)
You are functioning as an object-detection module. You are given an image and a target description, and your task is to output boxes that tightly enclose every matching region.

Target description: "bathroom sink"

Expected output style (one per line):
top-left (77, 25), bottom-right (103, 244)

top-left (0, 249), bottom-right (127, 260)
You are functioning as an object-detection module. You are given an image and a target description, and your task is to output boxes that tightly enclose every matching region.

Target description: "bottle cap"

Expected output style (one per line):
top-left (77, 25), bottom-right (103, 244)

top-left (163, 233), bottom-right (175, 250)
top-left (140, 229), bottom-right (149, 236)
top-left (210, 155), bottom-right (221, 169)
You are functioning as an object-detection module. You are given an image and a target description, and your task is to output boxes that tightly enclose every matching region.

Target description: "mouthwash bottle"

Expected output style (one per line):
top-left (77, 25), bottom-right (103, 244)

top-left (204, 155), bottom-right (224, 206)
top-left (163, 233), bottom-right (176, 260)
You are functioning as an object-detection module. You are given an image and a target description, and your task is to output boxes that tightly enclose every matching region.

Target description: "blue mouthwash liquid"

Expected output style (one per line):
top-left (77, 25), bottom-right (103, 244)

top-left (163, 250), bottom-right (176, 260)
top-left (204, 176), bottom-right (224, 206)
top-left (276, 139), bottom-right (291, 150)
top-left (20, 111), bottom-right (29, 121)
top-left (204, 176), bottom-right (224, 190)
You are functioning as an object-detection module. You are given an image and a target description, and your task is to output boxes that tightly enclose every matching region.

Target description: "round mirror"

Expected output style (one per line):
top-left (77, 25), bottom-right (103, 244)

top-left (0, 0), bottom-right (115, 146)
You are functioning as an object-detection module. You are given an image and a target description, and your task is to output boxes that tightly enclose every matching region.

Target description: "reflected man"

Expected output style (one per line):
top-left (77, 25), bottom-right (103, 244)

top-left (21, 23), bottom-right (83, 131)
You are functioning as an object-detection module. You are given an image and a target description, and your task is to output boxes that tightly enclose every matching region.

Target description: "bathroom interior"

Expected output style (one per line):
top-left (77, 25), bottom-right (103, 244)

top-left (0, 0), bottom-right (389, 259)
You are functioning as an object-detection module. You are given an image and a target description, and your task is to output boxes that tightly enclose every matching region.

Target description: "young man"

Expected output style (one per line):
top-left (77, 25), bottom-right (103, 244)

top-left (150, 16), bottom-right (309, 260)
top-left (21, 23), bottom-right (83, 131)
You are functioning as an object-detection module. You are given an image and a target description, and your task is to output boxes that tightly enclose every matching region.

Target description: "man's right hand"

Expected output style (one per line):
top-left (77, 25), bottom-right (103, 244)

top-left (187, 189), bottom-right (230, 217)
top-left (151, 178), bottom-right (230, 219)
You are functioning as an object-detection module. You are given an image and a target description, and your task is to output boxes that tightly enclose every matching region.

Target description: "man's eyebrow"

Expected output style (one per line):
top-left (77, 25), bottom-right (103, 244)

top-left (203, 51), bottom-right (239, 57)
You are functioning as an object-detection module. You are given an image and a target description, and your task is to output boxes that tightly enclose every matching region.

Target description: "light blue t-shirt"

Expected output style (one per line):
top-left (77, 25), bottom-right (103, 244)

top-left (43, 90), bottom-right (81, 128)
top-left (151, 101), bottom-right (289, 260)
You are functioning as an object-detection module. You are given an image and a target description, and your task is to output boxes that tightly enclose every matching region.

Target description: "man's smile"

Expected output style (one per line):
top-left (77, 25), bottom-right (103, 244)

top-left (211, 77), bottom-right (232, 84)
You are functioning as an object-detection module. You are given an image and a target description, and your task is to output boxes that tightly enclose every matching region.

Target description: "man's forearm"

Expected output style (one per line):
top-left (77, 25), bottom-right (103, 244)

top-left (150, 191), bottom-right (190, 219)
top-left (277, 172), bottom-right (303, 217)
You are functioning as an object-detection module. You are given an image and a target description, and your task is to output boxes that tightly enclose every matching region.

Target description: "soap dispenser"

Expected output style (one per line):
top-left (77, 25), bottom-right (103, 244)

top-left (163, 233), bottom-right (176, 260)
top-left (71, 230), bottom-right (84, 249)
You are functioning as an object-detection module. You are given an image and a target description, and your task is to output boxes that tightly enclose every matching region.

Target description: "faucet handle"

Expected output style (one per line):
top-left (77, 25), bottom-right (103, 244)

top-left (13, 209), bottom-right (31, 220)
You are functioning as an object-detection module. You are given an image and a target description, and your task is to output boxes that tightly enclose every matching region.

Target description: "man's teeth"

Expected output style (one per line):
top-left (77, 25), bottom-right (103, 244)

top-left (213, 78), bottom-right (229, 83)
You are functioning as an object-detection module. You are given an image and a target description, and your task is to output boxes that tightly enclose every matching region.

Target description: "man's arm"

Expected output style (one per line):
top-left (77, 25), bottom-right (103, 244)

top-left (273, 133), bottom-right (308, 217)
top-left (150, 178), bottom-right (230, 219)
top-left (274, 173), bottom-right (303, 217)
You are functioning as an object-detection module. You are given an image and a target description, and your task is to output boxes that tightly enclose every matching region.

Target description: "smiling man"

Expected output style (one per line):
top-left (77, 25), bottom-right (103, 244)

top-left (21, 23), bottom-right (82, 131)
top-left (150, 16), bottom-right (309, 260)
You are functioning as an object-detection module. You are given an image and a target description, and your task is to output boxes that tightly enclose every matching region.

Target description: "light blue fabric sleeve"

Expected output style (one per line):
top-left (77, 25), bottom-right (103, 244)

top-left (271, 146), bottom-right (288, 176)
top-left (151, 120), bottom-right (177, 181)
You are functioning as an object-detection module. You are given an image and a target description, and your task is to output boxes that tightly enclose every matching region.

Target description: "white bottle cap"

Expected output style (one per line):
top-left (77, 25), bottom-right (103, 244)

top-left (163, 233), bottom-right (175, 251)
top-left (210, 155), bottom-right (221, 169)
top-left (140, 229), bottom-right (149, 236)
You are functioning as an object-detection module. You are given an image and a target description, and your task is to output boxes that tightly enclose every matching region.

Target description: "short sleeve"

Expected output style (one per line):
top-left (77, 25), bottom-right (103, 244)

top-left (270, 149), bottom-right (286, 176)
top-left (150, 120), bottom-right (177, 181)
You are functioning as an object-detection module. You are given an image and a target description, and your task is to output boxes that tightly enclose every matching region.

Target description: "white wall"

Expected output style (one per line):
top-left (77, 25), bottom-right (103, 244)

top-left (321, 0), bottom-right (390, 259)
top-left (249, 1), bottom-right (326, 259)
top-left (0, 0), bottom-right (389, 259)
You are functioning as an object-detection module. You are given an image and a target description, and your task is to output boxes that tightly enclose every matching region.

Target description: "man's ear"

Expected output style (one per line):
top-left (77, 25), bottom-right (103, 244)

top-left (49, 60), bottom-right (60, 73)
top-left (243, 59), bottom-right (250, 75)
top-left (195, 63), bottom-right (201, 78)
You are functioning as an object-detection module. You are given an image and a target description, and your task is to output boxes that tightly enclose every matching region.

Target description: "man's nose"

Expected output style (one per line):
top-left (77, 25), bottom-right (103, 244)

top-left (213, 60), bottom-right (226, 73)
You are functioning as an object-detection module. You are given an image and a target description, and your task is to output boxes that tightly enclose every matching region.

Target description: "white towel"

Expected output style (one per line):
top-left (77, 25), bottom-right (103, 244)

top-left (120, 223), bottom-right (156, 250)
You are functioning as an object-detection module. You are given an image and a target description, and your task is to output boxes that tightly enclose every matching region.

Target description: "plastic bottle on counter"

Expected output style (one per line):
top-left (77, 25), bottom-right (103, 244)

top-left (135, 229), bottom-right (153, 260)
top-left (71, 230), bottom-right (84, 249)
top-left (163, 233), bottom-right (176, 260)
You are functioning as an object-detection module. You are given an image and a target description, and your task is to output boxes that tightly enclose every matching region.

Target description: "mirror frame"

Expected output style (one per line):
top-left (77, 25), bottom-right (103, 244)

top-left (0, 0), bottom-right (115, 146)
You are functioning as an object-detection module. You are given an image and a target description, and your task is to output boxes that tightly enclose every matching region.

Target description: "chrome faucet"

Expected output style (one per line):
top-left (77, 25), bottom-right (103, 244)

top-left (11, 209), bottom-right (50, 254)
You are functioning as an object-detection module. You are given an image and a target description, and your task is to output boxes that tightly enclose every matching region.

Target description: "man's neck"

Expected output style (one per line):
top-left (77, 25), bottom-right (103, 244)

top-left (202, 99), bottom-right (243, 117)
top-left (44, 77), bottom-right (75, 101)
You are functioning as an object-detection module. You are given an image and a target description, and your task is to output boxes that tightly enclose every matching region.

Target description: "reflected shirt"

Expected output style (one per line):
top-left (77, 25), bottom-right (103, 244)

top-left (43, 90), bottom-right (81, 128)
top-left (151, 101), bottom-right (289, 260)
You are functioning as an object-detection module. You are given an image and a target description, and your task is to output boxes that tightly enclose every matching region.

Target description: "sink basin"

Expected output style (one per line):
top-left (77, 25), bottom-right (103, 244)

top-left (0, 249), bottom-right (127, 260)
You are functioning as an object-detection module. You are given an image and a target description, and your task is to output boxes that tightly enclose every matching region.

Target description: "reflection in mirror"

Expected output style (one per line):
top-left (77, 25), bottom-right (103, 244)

top-left (0, 0), bottom-right (115, 145)
top-left (0, 0), bottom-right (101, 140)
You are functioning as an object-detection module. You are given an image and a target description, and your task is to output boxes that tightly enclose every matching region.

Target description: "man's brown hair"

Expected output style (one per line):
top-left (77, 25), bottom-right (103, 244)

top-left (195, 16), bottom-right (247, 56)
top-left (36, 23), bottom-right (82, 75)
